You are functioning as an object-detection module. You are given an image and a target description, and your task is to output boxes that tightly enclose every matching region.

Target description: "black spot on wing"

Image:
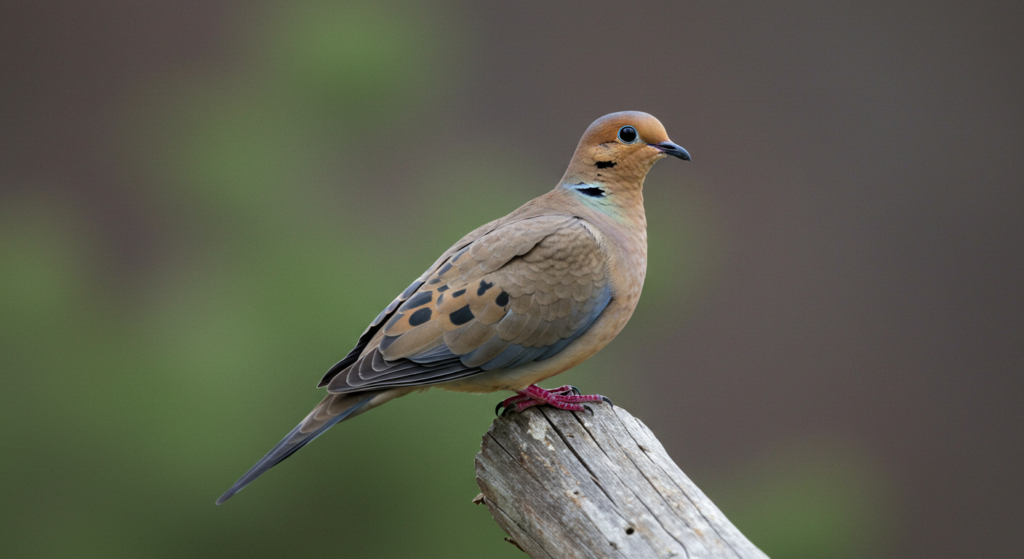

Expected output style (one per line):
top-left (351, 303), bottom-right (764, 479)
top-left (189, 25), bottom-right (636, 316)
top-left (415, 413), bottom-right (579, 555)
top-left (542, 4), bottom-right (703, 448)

top-left (452, 288), bottom-right (466, 298)
top-left (449, 305), bottom-right (474, 326)
top-left (400, 291), bottom-right (432, 310)
top-left (437, 262), bottom-right (453, 277)
top-left (595, 160), bottom-right (616, 169)
top-left (408, 307), bottom-right (432, 326)
top-left (477, 279), bottom-right (494, 296)
top-left (495, 291), bottom-right (509, 307)
top-left (437, 285), bottom-right (449, 292)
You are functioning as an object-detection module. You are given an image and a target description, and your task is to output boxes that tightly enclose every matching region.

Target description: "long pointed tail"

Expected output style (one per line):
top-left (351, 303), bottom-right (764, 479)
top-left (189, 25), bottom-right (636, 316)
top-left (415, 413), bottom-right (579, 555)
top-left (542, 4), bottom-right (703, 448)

top-left (216, 390), bottom-right (386, 505)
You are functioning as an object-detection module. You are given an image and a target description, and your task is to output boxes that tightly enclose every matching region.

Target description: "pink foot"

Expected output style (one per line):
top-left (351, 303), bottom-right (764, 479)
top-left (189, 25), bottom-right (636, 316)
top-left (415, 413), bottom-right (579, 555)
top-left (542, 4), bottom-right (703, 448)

top-left (495, 384), bottom-right (613, 415)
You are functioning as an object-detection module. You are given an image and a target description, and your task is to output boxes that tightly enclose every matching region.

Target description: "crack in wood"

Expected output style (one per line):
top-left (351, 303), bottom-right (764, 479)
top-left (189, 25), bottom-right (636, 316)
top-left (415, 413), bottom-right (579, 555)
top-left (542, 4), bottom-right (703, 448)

top-left (618, 409), bottom-right (749, 556)
top-left (575, 411), bottom-right (694, 555)
top-left (475, 405), bottom-right (768, 559)
top-left (543, 409), bottom-right (616, 503)
top-left (618, 412), bottom-right (743, 558)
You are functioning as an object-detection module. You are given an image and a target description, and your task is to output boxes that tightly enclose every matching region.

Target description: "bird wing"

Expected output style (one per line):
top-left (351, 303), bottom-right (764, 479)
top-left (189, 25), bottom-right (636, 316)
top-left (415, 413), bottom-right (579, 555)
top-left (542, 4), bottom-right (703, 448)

top-left (322, 214), bottom-right (612, 393)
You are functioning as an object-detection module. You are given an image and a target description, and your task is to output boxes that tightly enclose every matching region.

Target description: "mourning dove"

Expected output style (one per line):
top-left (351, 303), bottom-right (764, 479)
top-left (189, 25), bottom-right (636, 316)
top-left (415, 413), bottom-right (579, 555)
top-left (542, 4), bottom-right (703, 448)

top-left (217, 111), bottom-right (690, 504)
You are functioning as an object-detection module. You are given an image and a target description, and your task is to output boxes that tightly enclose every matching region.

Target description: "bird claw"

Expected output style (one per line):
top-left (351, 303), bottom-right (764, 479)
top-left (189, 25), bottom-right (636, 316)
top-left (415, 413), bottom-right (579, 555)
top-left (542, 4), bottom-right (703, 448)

top-left (495, 391), bottom-right (535, 416)
top-left (493, 384), bottom-right (611, 416)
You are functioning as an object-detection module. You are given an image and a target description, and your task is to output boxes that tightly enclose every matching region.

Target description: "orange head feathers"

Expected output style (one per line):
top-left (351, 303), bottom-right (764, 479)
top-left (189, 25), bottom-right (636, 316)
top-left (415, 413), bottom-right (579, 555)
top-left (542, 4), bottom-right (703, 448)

top-left (560, 111), bottom-right (690, 187)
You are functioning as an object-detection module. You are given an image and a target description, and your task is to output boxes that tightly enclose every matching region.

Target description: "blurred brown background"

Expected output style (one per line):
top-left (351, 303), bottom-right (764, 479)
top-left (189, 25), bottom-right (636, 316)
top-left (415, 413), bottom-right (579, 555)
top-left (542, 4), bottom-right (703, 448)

top-left (1, 1), bottom-right (1021, 558)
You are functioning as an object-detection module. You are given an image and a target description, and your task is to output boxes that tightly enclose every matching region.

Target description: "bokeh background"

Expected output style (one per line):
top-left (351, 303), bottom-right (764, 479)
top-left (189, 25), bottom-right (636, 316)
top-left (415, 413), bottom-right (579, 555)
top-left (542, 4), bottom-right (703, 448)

top-left (2, 1), bottom-right (1022, 557)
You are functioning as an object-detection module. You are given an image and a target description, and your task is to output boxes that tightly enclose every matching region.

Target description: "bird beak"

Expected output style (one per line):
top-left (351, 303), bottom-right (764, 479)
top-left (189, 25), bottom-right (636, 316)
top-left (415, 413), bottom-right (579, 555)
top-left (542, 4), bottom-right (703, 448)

top-left (651, 141), bottom-right (691, 161)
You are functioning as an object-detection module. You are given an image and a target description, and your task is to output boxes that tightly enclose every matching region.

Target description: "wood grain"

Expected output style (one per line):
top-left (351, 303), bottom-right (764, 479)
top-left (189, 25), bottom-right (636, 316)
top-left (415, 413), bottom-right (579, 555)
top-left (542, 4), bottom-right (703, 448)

top-left (475, 405), bottom-right (768, 559)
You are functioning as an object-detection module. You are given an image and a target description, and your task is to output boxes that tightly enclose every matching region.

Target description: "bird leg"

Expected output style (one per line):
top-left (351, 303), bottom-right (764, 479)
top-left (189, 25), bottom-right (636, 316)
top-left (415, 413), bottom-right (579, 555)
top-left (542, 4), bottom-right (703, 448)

top-left (495, 384), bottom-right (613, 415)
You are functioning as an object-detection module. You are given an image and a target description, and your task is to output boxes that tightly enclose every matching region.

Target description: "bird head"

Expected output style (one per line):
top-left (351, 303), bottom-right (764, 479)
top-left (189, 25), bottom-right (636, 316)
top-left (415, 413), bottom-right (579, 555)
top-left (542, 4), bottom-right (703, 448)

top-left (560, 111), bottom-right (689, 189)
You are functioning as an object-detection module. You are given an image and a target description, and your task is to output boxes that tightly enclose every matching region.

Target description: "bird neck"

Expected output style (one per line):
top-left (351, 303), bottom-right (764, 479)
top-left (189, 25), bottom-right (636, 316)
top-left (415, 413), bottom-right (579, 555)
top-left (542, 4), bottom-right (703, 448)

top-left (558, 141), bottom-right (659, 192)
top-left (549, 179), bottom-right (648, 295)
top-left (555, 149), bottom-right (653, 232)
top-left (556, 178), bottom-right (647, 234)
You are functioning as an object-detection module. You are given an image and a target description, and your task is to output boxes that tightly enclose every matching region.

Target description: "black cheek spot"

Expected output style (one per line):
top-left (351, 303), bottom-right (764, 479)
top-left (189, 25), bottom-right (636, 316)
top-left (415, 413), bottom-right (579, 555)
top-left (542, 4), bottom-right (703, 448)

top-left (400, 291), bottom-right (432, 310)
top-left (452, 288), bottom-right (466, 298)
top-left (437, 285), bottom-right (449, 292)
top-left (595, 160), bottom-right (616, 169)
top-left (477, 279), bottom-right (494, 295)
top-left (495, 291), bottom-right (509, 307)
top-left (577, 187), bottom-right (605, 197)
top-left (408, 307), bottom-right (432, 327)
top-left (449, 305), bottom-right (475, 325)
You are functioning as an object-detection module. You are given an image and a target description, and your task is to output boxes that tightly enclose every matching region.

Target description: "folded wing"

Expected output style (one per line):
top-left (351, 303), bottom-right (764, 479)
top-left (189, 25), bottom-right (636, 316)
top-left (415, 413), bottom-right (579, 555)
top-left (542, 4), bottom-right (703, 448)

top-left (323, 215), bottom-right (612, 393)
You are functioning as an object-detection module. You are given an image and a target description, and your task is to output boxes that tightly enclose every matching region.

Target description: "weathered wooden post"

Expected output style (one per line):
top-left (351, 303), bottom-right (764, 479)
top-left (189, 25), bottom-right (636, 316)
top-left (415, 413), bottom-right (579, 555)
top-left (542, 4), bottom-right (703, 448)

top-left (474, 405), bottom-right (768, 559)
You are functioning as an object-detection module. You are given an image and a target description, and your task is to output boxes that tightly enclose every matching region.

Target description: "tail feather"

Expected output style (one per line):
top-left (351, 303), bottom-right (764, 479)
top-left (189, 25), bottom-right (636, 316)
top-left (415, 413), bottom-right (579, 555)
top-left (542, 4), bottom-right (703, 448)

top-left (216, 392), bottom-right (379, 505)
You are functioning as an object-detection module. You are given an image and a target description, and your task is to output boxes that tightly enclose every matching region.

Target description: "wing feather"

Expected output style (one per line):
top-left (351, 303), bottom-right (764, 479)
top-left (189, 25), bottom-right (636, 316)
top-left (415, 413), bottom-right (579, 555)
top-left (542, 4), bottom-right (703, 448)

top-left (324, 215), bottom-right (613, 394)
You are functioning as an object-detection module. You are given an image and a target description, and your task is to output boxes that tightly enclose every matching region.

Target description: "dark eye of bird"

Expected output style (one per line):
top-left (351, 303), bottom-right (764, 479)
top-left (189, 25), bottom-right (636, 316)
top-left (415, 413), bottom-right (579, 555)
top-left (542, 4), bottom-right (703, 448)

top-left (618, 126), bottom-right (638, 144)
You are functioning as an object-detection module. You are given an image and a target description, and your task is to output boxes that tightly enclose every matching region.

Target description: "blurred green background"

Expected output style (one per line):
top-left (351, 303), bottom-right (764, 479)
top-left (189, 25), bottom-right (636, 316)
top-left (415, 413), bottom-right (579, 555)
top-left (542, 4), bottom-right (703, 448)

top-left (1, 1), bottom-right (1021, 557)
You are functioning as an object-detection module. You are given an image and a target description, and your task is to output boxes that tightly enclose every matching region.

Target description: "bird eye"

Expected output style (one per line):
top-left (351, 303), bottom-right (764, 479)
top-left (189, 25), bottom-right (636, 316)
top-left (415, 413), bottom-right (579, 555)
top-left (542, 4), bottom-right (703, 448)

top-left (617, 126), bottom-right (638, 144)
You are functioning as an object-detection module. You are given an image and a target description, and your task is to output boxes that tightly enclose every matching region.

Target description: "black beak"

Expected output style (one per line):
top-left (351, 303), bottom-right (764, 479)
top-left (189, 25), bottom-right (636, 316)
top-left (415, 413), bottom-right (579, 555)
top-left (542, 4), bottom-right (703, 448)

top-left (652, 141), bottom-right (691, 161)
